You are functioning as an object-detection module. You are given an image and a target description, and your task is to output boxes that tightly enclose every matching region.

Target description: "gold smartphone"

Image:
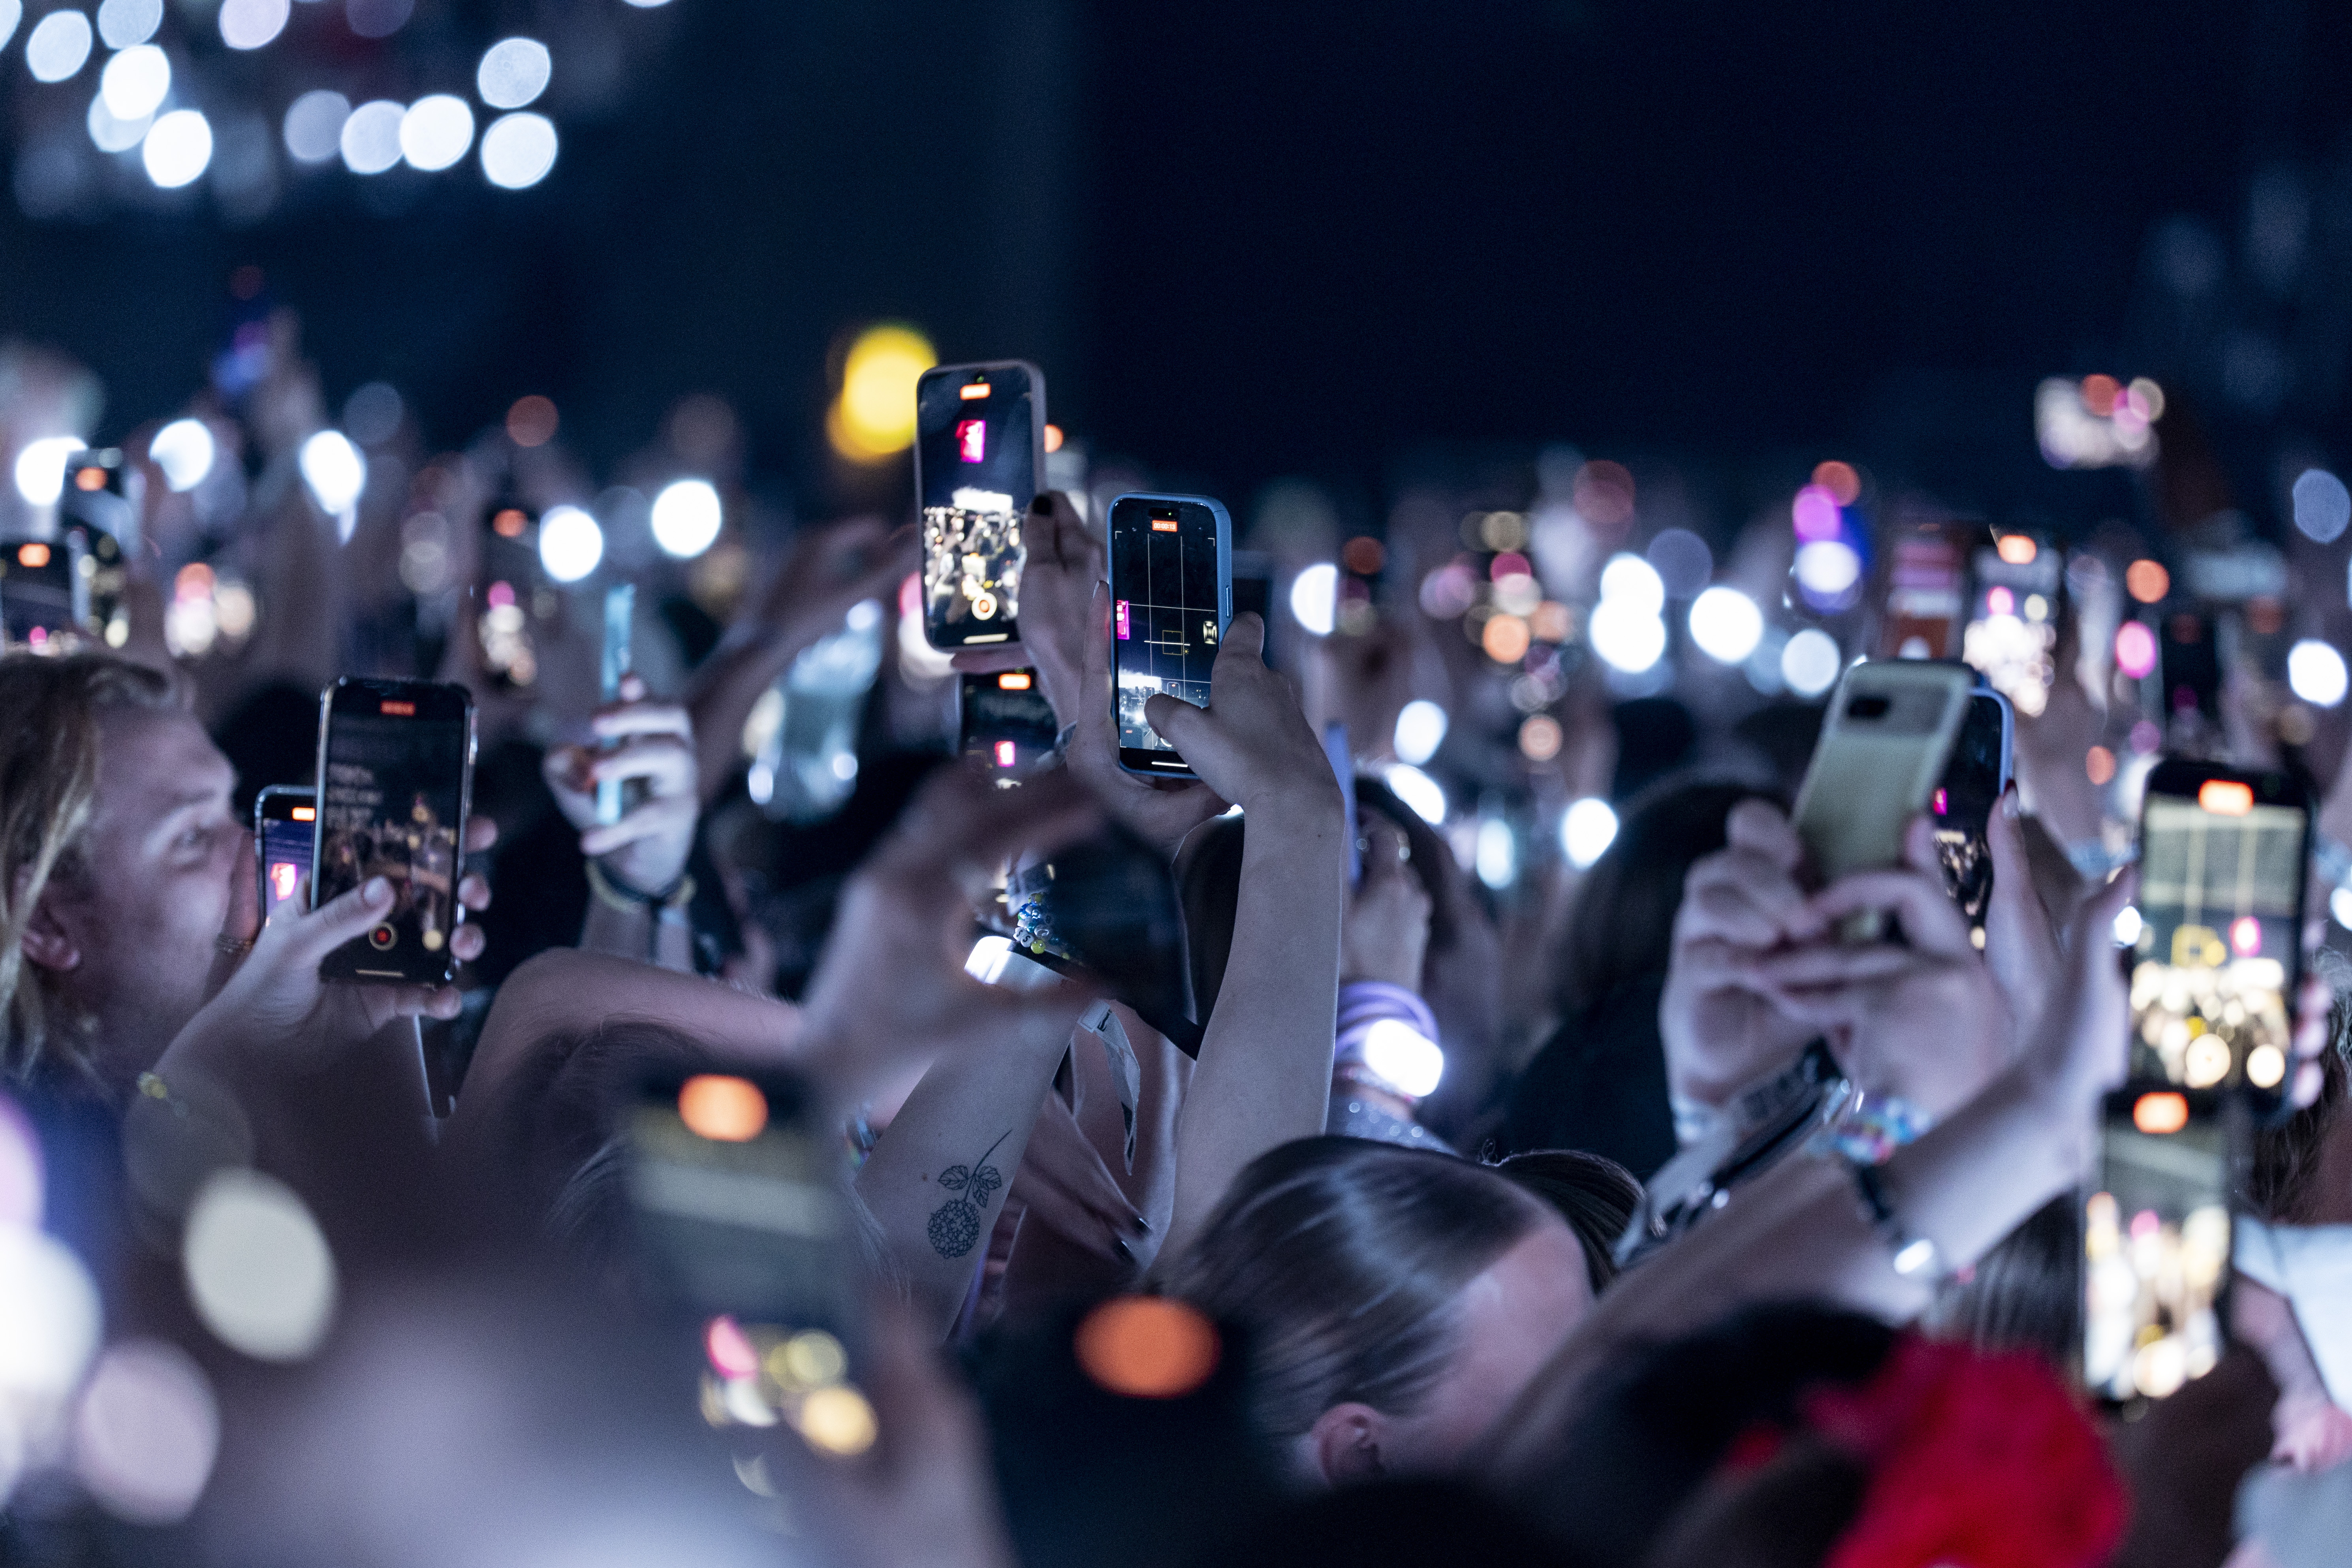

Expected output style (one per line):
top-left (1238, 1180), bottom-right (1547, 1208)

top-left (1791, 660), bottom-right (1975, 934)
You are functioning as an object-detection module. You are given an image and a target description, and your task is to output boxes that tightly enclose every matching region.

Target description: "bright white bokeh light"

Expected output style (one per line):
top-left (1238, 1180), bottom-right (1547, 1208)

top-left (71, 1340), bottom-right (219, 1525)
top-left (621, 0), bottom-right (672, 8)
top-left (0, 1226), bottom-right (101, 1397)
top-left (0, 1097), bottom-right (38, 1227)
top-left (537, 504), bottom-right (603, 583)
top-left (2113, 904), bottom-right (2145, 947)
top-left (1475, 816), bottom-right (1516, 890)
top-left (1393, 699), bottom-right (1448, 766)
top-left (140, 108), bottom-right (211, 188)
top-left (297, 429), bottom-right (366, 515)
top-left (1794, 540), bottom-right (1862, 598)
top-left (0, 0), bottom-right (19, 52)
top-left (2288, 639), bottom-right (2350, 708)
top-left (399, 94), bottom-right (473, 171)
top-left (99, 43), bottom-right (167, 120)
top-left (148, 419), bottom-right (216, 492)
top-left (1598, 551), bottom-right (1666, 615)
top-left (1780, 627), bottom-right (1843, 697)
top-left (1561, 797), bottom-right (1619, 869)
top-left (182, 1169), bottom-right (336, 1361)
top-left (2294, 469), bottom-right (2352, 544)
top-left (1383, 763), bottom-right (1447, 826)
top-left (13, 435), bottom-right (84, 506)
top-left (1688, 585), bottom-right (1764, 664)
top-left (651, 478), bottom-right (722, 558)
top-left (87, 92), bottom-right (151, 152)
top-left (1360, 1019), bottom-right (1445, 1099)
top-left (282, 90), bottom-right (349, 164)
top-left (339, 99), bottom-right (404, 175)
top-left (1289, 562), bottom-right (1338, 636)
top-left (1588, 599), bottom-right (1666, 673)
top-left (476, 36), bottom-right (550, 109)
top-left (2333, 886), bottom-right (2352, 931)
top-left (479, 110), bottom-right (556, 188)
top-left (216, 0), bottom-right (288, 49)
top-left (95, 0), bottom-right (158, 48)
top-left (26, 10), bottom-right (93, 81)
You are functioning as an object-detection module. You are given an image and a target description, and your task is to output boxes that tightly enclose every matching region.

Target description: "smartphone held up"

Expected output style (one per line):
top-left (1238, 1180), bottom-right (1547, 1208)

top-left (1107, 493), bottom-right (1233, 780)
top-left (312, 677), bottom-right (477, 985)
top-left (917, 362), bottom-right (1043, 650)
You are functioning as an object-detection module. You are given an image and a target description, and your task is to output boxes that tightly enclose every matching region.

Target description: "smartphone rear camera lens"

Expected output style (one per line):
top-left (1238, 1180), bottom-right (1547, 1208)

top-left (1846, 695), bottom-right (1892, 720)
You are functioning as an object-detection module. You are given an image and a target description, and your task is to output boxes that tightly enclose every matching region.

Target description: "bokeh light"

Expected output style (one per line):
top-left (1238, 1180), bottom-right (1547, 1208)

top-left (1561, 797), bottom-right (1618, 869)
top-left (0, 0), bottom-right (18, 51)
top-left (283, 90), bottom-right (350, 163)
top-left (1362, 1019), bottom-right (1445, 1098)
top-left (182, 1169), bottom-right (337, 1361)
top-left (1790, 485), bottom-right (1841, 543)
top-left (1289, 562), bottom-right (1338, 636)
top-left (1074, 1297), bottom-right (1221, 1399)
top-left (13, 434), bottom-right (84, 505)
top-left (399, 94), bottom-right (475, 172)
top-left (537, 505), bottom-right (602, 583)
top-left (1793, 540), bottom-right (1861, 599)
top-left (217, 0), bottom-right (287, 49)
top-left (797, 1385), bottom-right (878, 1456)
top-left (1598, 552), bottom-right (1665, 615)
top-left (651, 478), bottom-right (723, 558)
top-left (476, 37), bottom-right (552, 109)
top-left (298, 429), bottom-right (366, 516)
top-left (340, 100), bottom-right (406, 174)
top-left (1811, 460), bottom-right (1861, 506)
top-left (1588, 599), bottom-right (1666, 673)
top-left (1393, 699), bottom-right (1447, 765)
top-left (96, 0), bottom-right (158, 47)
top-left (2114, 621), bottom-right (2158, 680)
top-left (2125, 560), bottom-right (2169, 604)
top-left (99, 44), bottom-right (168, 121)
top-left (2293, 469), bottom-right (2351, 544)
top-left (0, 1097), bottom-right (38, 1227)
top-left (344, 382), bottom-right (404, 445)
top-left (0, 1225), bottom-right (101, 1397)
top-left (142, 110), bottom-right (213, 189)
top-left (26, 10), bottom-right (93, 82)
top-left (1688, 585), bottom-right (1763, 664)
top-left (2086, 746), bottom-right (2116, 786)
top-left (678, 1075), bottom-right (768, 1142)
top-left (506, 394), bottom-right (558, 447)
top-left (1482, 612), bottom-right (1531, 663)
top-left (1780, 628), bottom-right (1842, 697)
top-left (89, 93), bottom-right (152, 153)
top-left (1645, 528), bottom-right (1712, 597)
top-left (1517, 713), bottom-right (1562, 761)
top-left (71, 1340), bottom-right (219, 1525)
top-left (148, 419), bottom-right (216, 491)
top-left (827, 324), bottom-right (934, 461)
top-left (479, 111), bottom-right (557, 188)
top-left (1383, 763), bottom-right (1446, 825)
top-left (2288, 640), bottom-right (2348, 708)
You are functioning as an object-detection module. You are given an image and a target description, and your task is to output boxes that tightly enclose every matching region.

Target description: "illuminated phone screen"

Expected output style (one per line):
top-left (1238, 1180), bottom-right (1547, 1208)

top-left (2083, 1089), bottom-right (2230, 1406)
top-left (2130, 788), bottom-right (2304, 1100)
top-left (258, 795), bottom-right (316, 916)
top-left (959, 670), bottom-right (1058, 775)
top-left (315, 683), bottom-right (471, 982)
top-left (917, 366), bottom-right (1037, 648)
top-left (1110, 499), bottom-right (1221, 761)
top-left (1961, 539), bottom-right (2060, 715)
top-left (1931, 692), bottom-right (2008, 932)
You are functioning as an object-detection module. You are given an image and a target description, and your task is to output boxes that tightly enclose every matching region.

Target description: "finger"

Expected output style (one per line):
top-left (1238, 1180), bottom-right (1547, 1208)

top-left (451, 923), bottom-right (485, 963)
top-left (290, 874), bottom-right (398, 961)
top-left (617, 673), bottom-right (647, 703)
top-left (1679, 849), bottom-right (1822, 946)
top-left (878, 764), bottom-right (1100, 880)
top-left (588, 737), bottom-right (696, 792)
top-left (1806, 864), bottom-right (1976, 958)
top-left (204, 831), bottom-right (263, 1000)
top-left (1676, 880), bottom-right (1793, 951)
top-left (591, 703), bottom-right (693, 741)
top-left (579, 803), bottom-right (694, 857)
top-left (457, 872), bottom-right (491, 911)
top-left (465, 816), bottom-right (499, 854)
top-left (375, 985), bottom-right (464, 1022)
top-left (1141, 691), bottom-right (1210, 754)
top-left (1725, 797), bottom-right (1803, 870)
top-left (1746, 943), bottom-right (1931, 989)
top-left (1213, 610), bottom-right (1266, 672)
top-left (542, 746), bottom-right (591, 795)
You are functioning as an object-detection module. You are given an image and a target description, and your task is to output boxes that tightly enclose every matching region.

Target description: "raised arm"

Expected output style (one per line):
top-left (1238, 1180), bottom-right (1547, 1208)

top-left (542, 674), bottom-right (702, 971)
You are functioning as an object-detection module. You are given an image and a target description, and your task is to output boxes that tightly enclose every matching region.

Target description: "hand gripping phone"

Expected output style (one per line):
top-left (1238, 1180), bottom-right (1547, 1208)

top-left (1790, 660), bottom-right (1975, 934)
top-left (2083, 1085), bottom-right (2236, 1409)
top-left (916, 361), bottom-right (1043, 650)
top-left (959, 668), bottom-right (1058, 779)
top-left (312, 678), bottom-right (476, 984)
top-left (2127, 760), bottom-right (2310, 1122)
top-left (624, 1065), bottom-right (872, 1453)
top-left (254, 785), bottom-right (317, 920)
top-left (1107, 493), bottom-right (1234, 780)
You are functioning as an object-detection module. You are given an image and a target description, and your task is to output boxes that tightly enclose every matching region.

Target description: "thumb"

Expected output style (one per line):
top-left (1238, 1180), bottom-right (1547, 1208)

top-left (1142, 691), bottom-right (1210, 754)
top-left (293, 874), bottom-right (397, 962)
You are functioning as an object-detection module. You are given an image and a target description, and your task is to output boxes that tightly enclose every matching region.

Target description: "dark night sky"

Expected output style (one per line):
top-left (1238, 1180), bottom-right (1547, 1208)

top-left (0, 0), bottom-right (2339, 525)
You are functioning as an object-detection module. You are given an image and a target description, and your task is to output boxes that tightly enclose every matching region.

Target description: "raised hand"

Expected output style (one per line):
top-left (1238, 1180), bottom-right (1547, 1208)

top-left (1341, 813), bottom-right (1432, 989)
top-left (1139, 609), bottom-right (1339, 821)
top-left (543, 673), bottom-right (698, 895)
top-left (1064, 581), bottom-right (1228, 857)
top-left (949, 490), bottom-right (1100, 730)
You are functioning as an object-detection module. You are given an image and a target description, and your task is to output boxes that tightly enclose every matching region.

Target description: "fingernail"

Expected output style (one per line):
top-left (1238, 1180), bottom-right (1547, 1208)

top-left (1133, 1213), bottom-right (1151, 1235)
top-left (364, 877), bottom-right (391, 903)
top-left (2000, 783), bottom-right (2020, 819)
top-left (1112, 1237), bottom-right (1134, 1263)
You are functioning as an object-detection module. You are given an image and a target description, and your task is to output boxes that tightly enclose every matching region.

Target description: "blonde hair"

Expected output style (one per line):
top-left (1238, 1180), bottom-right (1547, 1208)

top-left (0, 651), bottom-right (177, 1090)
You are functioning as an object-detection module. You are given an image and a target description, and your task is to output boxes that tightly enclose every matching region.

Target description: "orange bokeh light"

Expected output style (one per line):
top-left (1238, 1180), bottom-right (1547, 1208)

top-left (2132, 1092), bottom-right (2190, 1136)
top-left (1074, 1297), bottom-right (1221, 1399)
top-left (2125, 560), bottom-right (2169, 604)
top-left (1342, 536), bottom-right (1386, 575)
top-left (15, 541), bottom-right (51, 568)
top-left (1043, 424), bottom-right (1064, 453)
top-left (1810, 460), bottom-right (1861, 506)
top-left (2081, 374), bottom-right (2121, 417)
top-left (679, 1075), bottom-right (768, 1142)
top-left (1482, 613), bottom-right (1532, 664)
top-left (2085, 746), bottom-right (2116, 786)
top-left (1995, 534), bottom-right (2038, 566)
top-left (1518, 714), bottom-right (1563, 761)
top-left (2198, 780), bottom-right (2254, 816)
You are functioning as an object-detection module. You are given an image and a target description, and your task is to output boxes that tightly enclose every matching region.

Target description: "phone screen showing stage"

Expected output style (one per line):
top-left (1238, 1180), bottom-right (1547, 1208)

top-left (259, 798), bottom-right (316, 917)
top-left (316, 684), bottom-right (470, 981)
top-left (918, 366), bottom-right (1036, 648)
top-left (1110, 498), bottom-right (1220, 763)
top-left (2130, 784), bottom-right (2304, 1104)
top-left (2083, 1088), bottom-right (2230, 1406)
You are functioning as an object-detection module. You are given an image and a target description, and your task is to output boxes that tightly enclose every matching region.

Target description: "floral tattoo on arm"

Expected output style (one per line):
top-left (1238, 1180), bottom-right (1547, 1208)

top-left (927, 1130), bottom-right (1011, 1259)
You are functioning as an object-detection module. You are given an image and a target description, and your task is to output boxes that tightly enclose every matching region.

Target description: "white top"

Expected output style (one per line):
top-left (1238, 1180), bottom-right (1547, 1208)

top-left (2236, 1216), bottom-right (2352, 1407)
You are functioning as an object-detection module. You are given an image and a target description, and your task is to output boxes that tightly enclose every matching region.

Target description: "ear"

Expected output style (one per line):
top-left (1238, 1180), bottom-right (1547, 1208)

top-left (1307, 1402), bottom-right (1391, 1487)
top-left (18, 897), bottom-right (81, 975)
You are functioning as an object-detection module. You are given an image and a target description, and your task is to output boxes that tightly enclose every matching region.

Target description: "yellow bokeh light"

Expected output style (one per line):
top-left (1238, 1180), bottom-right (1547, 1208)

top-left (829, 324), bottom-right (936, 462)
top-left (797, 1384), bottom-right (878, 1457)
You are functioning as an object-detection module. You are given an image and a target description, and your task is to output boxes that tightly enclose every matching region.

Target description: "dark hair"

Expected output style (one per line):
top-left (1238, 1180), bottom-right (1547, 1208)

top-left (1160, 1137), bottom-right (1552, 1442)
top-left (2251, 978), bottom-right (2352, 1223)
top-left (1491, 1149), bottom-right (1641, 1294)
top-left (1920, 1194), bottom-right (2081, 1369)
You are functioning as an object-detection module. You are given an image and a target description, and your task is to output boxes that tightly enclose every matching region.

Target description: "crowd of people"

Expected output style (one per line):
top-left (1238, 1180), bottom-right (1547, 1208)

top-left (4, 314), bottom-right (2352, 1568)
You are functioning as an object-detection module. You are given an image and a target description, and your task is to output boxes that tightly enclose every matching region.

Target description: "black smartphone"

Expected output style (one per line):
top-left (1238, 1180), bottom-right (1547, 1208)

top-left (1930, 686), bottom-right (2014, 934)
top-left (312, 678), bottom-right (476, 984)
top-left (1873, 522), bottom-right (1982, 661)
top-left (476, 501), bottom-right (543, 691)
top-left (1108, 493), bottom-right (1234, 780)
top-left (0, 536), bottom-right (87, 651)
top-left (59, 447), bottom-right (139, 553)
top-left (959, 668), bottom-right (1058, 778)
top-left (2158, 610), bottom-right (2222, 727)
top-left (2129, 760), bottom-right (2310, 1121)
top-left (1003, 824), bottom-right (1200, 1056)
top-left (1959, 532), bottom-right (2061, 715)
top-left (916, 361), bottom-right (1043, 650)
top-left (1231, 549), bottom-right (1278, 669)
top-left (624, 1065), bottom-right (872, 1452)
top-left (2082, 1086), bottom-right (2234, 1409)
top-left (254, 784), bottom-right (317, 920)
top-left (597, 582), bottom-right (637, 825)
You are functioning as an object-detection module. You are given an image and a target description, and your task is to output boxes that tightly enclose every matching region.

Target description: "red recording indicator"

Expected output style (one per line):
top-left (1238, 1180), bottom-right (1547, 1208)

top-left (994, 741), bottom-right (1017, 768)
top-left (998, 671), bottom-right (1032, 690)
top-left (1151, 519), bottom-right (1179, 532)
top-left (959, 382), bottom-right (991, 400)
top-left (380, 700), bottom-right (416, 716)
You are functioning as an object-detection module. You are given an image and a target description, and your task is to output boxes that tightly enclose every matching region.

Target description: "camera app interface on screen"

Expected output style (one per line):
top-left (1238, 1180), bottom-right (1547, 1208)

top-left (2130, 784), bottom-right (2301, 1094)
top-left (919, 372), bottom-right (1036, 646)
top-left (963, 671), bottom-right (1058, 773)
top-left (2084, 1090), bottom-right (2229, 1404)
top-left (1111, 504), bottom-right (1219, 755)
top-left (261, 801), bottom-right (316, 914)
top-left (319, 698), bottom-right (465, 967)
